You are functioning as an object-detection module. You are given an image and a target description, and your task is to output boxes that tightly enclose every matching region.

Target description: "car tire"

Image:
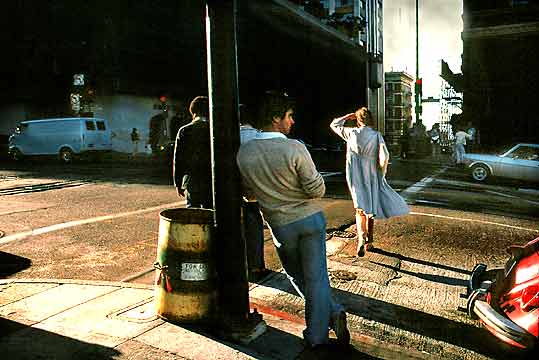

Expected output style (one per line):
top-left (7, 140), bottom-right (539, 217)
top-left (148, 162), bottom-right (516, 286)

top-left (59, 148), bottom-right (74, 163)
top-left (471, 164), bottom-right (490, 182)
top-left (11, 148), bottom-right (24, 161)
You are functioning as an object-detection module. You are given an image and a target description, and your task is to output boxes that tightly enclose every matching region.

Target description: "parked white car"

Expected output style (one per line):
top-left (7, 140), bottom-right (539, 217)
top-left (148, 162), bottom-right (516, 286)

top-left (462, 143), bottom-right (539, 183)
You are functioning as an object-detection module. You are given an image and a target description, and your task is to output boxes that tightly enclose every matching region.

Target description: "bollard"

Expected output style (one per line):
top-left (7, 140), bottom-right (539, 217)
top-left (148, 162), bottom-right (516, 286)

top-left (154, 208), bottom-right (216, 323)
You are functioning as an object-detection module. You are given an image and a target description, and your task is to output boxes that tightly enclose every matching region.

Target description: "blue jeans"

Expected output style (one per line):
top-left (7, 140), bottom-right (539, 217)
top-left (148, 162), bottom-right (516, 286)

top-left (269, 211), bottom-right (344, 346)
top-left (243, 201), bottom-right (265, 270)
top-left (454, 143), bottom-right (465, 164)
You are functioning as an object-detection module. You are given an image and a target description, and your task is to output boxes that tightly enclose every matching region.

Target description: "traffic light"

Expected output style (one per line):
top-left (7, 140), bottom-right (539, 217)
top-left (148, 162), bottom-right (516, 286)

top-left (415, 78), bottom-right (423, 115)
top-left (158, 96), bottom-right (168, 111)
top-left (415, 78), bottom-right (423, 97)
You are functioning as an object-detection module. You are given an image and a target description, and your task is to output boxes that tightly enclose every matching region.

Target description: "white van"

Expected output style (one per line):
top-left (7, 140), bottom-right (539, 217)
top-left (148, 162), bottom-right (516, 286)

top-left (8, 117), bottom-right (113, 163)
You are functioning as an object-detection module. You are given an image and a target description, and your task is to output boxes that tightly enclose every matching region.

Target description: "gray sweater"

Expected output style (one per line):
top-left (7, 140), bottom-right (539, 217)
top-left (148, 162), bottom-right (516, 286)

top-left (236, 137), bottom-right (325, 227)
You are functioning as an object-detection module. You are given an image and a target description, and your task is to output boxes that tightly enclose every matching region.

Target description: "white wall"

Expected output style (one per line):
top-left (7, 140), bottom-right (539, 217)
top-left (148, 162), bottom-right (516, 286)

top-left (94, 95), bottom-right (180, 153)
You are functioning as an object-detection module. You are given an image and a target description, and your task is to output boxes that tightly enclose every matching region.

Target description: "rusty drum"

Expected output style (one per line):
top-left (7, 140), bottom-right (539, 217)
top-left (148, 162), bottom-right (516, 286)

top-left (154, 208), bottom-right (216, 323)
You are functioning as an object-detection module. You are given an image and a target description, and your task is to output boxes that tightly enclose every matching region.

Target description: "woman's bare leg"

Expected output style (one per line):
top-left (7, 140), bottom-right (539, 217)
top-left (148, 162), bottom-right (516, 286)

top-left (355, 209), bottom-right (368, 257)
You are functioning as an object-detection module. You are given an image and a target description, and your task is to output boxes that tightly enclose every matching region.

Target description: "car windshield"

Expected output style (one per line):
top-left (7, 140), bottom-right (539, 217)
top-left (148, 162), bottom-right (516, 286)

top-left (498, 144), bottom-right (515, 156)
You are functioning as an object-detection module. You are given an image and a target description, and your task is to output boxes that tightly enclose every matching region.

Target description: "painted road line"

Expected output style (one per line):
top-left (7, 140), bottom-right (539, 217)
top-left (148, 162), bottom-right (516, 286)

top-left (410, 211), bottom-right (539, 233)
top-left (400, 166), bottom-right (449, 200)
top-left (0, 201), bottom-right (186, 246)
top-left (484, 190), bottom-right (539, 205)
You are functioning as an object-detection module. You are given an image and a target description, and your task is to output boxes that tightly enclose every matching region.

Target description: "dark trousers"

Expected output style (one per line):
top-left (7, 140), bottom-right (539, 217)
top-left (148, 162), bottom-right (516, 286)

top-left (242, 201), bottom-right (265, 270)
top-left (185, 190), bottom-right (212, 209)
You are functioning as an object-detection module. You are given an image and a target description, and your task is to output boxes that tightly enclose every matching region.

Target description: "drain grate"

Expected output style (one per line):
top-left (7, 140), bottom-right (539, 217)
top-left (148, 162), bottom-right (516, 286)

top-left (0, 180), bottom-right (89, 196)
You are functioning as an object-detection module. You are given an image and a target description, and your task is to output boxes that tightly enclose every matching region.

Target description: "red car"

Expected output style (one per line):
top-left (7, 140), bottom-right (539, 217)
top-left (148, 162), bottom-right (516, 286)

top-left (467, 236), bottom-right (539, 351)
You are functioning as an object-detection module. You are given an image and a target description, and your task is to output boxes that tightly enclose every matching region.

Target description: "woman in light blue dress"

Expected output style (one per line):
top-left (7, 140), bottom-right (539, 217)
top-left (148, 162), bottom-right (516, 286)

top-left (330, 107), bottom-right (409, 256)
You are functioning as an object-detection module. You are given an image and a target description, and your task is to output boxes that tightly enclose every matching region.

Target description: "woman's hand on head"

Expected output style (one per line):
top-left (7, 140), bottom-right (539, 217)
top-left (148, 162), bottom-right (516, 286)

top-left (345, 113), bottom-right (357, 120)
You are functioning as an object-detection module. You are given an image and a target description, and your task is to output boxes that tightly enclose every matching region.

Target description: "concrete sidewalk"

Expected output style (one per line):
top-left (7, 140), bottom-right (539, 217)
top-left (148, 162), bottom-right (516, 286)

top-left (0, 277), bottom-right (428, 360)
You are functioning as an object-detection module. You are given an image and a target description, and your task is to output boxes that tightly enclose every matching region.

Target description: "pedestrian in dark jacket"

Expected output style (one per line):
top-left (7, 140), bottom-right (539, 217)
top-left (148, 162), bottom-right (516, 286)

top-left (173, 96), bottom-right (212, 208)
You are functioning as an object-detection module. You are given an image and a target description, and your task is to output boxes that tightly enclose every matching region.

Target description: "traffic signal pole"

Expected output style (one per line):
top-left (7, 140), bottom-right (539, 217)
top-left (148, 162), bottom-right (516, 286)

top-left (204, 0), bottom-right (265, 342)
top-left (415, 0), bottom-right (422, 124)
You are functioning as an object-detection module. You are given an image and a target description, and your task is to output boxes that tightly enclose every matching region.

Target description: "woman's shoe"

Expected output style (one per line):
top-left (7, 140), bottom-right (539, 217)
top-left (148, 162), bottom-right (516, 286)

top-left (356, 236), bottom-right (366, 257)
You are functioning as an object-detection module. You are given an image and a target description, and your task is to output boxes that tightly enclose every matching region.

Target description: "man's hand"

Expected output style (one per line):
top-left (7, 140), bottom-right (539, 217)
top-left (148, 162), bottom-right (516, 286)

top-left (176, 188), bottom-right (185, 197)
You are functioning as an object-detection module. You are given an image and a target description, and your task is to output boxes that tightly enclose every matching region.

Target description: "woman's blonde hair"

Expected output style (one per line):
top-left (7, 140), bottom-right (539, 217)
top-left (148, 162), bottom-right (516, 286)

top-left (355, 107), bottom-right (375, 127)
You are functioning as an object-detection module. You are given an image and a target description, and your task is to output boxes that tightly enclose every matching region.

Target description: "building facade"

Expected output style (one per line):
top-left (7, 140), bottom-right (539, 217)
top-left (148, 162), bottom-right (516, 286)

top-left (296, 0), bottom-right (385, 131)
top-left (461, 0), bottom-right (539, 149)
top-left (384, 71), bottom-right (413, 155)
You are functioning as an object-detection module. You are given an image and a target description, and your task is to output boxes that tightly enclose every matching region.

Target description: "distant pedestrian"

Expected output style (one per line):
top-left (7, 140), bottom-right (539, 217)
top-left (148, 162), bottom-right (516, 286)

top-left (237, 91), bottom-right (350, 348)
top-left (400, 122), bottom-right (410, 159)
top-left (173, 96), bottom-right (212, 208)
top-left (149, 111), bottom-right (168, 158)
top-left (430, 123), bottom-right (441, 160)
top-left (453, 127), bottom-right (472, 165)
top-left (330, 107), bottom-right (409, 257)
top-left (130, 128), bottom-right (140, 158)
top-left (238, 104), bottom-right (268, 282)
top-left (466, 124), bottom-right (477, 152)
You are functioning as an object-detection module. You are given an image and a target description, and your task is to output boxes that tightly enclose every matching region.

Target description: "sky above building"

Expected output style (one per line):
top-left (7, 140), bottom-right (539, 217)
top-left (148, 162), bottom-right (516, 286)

top-left (384, 0), bottom-right (463, 129)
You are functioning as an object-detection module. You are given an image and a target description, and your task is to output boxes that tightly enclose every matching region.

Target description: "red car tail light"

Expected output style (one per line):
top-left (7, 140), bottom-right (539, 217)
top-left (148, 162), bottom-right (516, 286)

top-left (520, 286), bottom-right (539, 312)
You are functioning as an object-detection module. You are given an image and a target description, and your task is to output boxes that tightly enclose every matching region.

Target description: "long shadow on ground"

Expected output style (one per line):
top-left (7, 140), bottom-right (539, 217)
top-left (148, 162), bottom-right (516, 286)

top-left (260, 271), bottom-right (532, 359)
top-left (0, 251), bottom-right (31, 277)
top-left (0, 317), bottom-right (120, 359)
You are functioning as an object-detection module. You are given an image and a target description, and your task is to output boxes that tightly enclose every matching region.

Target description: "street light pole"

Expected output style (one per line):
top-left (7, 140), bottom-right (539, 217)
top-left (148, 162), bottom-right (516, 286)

top-left (415, 0), bottom-right (421, 125)
top-left (204, 0), bottom-right (265, 342)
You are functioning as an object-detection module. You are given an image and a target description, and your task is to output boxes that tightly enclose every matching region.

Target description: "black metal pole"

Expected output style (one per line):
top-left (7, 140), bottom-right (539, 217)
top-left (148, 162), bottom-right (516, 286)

top-left (205, 0), bottom-right (250, 321)
top-left (415, 0), bottom-right (421, 125)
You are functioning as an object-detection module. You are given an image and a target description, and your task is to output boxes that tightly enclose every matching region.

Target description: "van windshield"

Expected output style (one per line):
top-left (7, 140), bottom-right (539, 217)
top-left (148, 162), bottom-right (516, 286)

top-left (96, 121), bottom-right (106, 130)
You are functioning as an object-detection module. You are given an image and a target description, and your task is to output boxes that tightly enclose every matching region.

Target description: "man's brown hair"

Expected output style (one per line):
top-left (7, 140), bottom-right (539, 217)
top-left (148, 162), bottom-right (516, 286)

top-left (189, 96), bottom-right (209, 118)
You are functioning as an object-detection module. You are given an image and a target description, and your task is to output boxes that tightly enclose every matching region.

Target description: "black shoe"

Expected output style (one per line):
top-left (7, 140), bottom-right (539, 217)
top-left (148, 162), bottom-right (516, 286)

top-left (356, 236), bottom-right (366, 257)
top-left (333, 311), bottom-right (351, 345)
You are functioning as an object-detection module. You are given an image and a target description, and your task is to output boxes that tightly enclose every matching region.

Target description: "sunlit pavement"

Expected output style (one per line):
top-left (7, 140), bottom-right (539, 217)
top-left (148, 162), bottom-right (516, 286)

top-left (2, 204), bottom-right (537, 359)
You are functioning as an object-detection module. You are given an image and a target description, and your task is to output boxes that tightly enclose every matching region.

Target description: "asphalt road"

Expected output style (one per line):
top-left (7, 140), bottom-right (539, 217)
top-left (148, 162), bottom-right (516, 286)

top-left (1, 155), bottom-right (537, 280)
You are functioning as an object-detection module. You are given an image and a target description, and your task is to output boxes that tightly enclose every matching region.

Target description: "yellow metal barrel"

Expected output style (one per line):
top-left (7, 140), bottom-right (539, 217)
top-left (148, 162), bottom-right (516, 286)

top-left (154, 208), bottom-right (216, 323)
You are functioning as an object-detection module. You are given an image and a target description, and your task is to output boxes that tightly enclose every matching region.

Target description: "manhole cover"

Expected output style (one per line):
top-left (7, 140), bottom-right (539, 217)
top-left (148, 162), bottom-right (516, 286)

top-left (109, 298), bottom-right (159, 323)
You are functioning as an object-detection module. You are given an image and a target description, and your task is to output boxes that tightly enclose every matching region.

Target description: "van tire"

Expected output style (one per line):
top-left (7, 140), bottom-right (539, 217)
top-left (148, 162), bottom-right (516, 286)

top-left (59, 148), bottom-right (74, 163)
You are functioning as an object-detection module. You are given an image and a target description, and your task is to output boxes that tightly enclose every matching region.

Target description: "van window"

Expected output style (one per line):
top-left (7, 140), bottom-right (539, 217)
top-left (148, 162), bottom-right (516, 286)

top-left (96, 121), bottom-right (106, 130)
top-left (85, 120), bottom-right (96, 130)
